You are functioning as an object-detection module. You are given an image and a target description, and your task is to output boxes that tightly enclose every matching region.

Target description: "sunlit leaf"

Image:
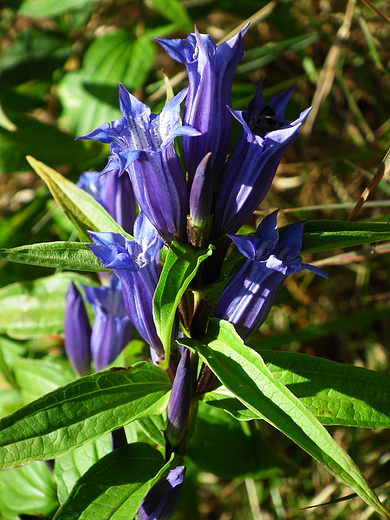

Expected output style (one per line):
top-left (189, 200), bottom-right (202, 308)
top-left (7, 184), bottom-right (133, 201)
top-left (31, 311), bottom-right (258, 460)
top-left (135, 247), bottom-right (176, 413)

top-left (0, 241), bottom-right (110, 272)
top-left (0, 363), bottom-right (170, 469)
top-left (180, 319), bottom-right (390, 517)
top-left (27, 156), bottom-right (128, 242)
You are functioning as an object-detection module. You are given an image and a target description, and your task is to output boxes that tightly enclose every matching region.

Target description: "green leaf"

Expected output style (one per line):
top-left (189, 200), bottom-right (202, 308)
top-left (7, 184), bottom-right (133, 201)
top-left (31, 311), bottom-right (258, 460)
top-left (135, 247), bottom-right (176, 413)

top-left (204, 349), bottom-right (390, 429)
top-left (0, 461), bottom-right (58, 518)
top-left (0, 28), bottom-right (71, 73)
top-left (153, 242), bottom-right (214, 369)
top-left (0, 241), bottom-right (111, 272)
top-left (203, 387), bottom-right (259, 422)
top-left (261, 350), bottom-right (390, 429)
top-left (180, 318), bottom-right (390, 517)
top-left (300, 220), bottom-right (390, 254)
top-left (0, 272), bottom-right (94, 338)
top-left (0, 388), bottom-right (22, 419)
top-left (187, 402), bottom-right (282, 479)
top-left (19, 0), bottom-right (99, 17)
top-left (53, 443), bottom-right (166, 520)
top-left (137, 415), bottom-right (166, 446)
top-left (148, 0), bottom-right (192, 33)
top-left (0, 363), bottom-right (170, 469)
top-left (58, 31), bottom-right (156, 135)
top-left (14, 358), bottom-right (75, 404)
top-left (26, 156), bottom-right (129, 242)
top-left (54, 435), bottom-right (112, 504)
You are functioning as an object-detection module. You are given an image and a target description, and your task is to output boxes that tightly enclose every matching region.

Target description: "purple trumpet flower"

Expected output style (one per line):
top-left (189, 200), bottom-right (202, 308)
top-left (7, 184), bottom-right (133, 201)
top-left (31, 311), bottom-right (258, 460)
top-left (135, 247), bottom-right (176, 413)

top-left (87, 213), bottom-right (166, 357)
top-left (213, 81), bottom-right (311, 237)
top-left (156, 26), bottom-right (247, 183)
top-left (64, 281), bottom-right (92, 377)
top-left (77, 170), bottom-right (136, 235)
top-left (83, 276), bottom-right (133, 372)
top-left (166, 348), bottom-right (192, 450)
top-left (138, 465), bottom-right (186, 520)
top-left (77, 84), bottom-right (199, 243)
top-left (214, 211), bottom-right (328, 340)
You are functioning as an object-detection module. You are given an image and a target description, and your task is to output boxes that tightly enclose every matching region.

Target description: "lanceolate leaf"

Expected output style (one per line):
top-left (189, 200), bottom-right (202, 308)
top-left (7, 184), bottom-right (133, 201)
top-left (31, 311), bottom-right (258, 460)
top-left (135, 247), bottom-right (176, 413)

top-left (203, 350), bottom-right (390, 429)
top-left (0, 241), bottom-right (110, 272)
top-left (26, 156), bottom-right (129, 242)
top-left (0, 363), bottom-right (170, 469)
top-left (180, 318), bottom-right (390, 517)
top-left (153, 242), bottom-right (214, 369)
top-left (300, 220), bottom-right (390, 254)
top-left (53, 443), bottom-right (165, 520)
top-left (262, 350), bottom-right (390, 428)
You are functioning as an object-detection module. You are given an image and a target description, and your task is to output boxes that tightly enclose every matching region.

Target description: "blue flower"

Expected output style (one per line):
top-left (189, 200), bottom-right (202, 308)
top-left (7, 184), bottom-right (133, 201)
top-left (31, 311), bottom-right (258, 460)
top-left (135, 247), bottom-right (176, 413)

top-left (87, 213), bottom-right (166, 356)
top-left (166, 348), bottom-right (192, 450)
top-left (138, 465), bottom-right (186, 520)
top-left (156, 26), bottom-right (247, 183)
top-left (77, 170), bottom-right (136, 235)
top-left (64, 281), bottom-right (92, 377)
top-left (83, 276), bottom-right (132, 372)
top-left (77, 84), bottom-right (199, 243)
top-left (214, 211), bottom-right (328, 340)
top-left (213, 81), bottom-right (311, 237)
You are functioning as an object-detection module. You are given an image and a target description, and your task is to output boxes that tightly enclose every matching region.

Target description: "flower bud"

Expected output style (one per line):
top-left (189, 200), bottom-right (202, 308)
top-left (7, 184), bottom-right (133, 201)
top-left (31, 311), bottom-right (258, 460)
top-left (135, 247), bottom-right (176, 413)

top-left (64, 281), bottom-right (92, 377)
top-left (138, 465), bottom-right (186, 520)
top-left (166, 348), bottom-right (192, 450)
top-left (83, 276), bottom-right (132, 371)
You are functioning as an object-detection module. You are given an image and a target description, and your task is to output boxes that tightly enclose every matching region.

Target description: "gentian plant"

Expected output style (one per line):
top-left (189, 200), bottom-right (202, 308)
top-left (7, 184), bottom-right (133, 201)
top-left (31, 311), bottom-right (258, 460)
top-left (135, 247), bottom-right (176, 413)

top-left (0, 25), bottom-right (390, 520)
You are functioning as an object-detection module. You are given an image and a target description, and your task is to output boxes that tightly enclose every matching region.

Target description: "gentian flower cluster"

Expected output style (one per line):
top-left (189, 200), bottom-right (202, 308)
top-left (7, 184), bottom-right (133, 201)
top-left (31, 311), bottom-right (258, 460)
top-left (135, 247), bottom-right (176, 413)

top-left (68, 27), bottom-right (327, 520)
top-left (64, 277), bottom-right (132, 374)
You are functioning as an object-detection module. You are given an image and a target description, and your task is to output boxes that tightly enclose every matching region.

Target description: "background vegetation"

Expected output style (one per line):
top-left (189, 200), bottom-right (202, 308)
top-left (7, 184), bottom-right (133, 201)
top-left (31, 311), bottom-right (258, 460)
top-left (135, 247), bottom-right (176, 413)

top-left (0, 0), bottom-right (390, 518)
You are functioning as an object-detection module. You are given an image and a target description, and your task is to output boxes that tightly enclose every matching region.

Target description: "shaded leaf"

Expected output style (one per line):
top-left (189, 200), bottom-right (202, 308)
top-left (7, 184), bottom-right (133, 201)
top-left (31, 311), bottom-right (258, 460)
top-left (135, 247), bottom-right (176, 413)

top-left (148, 0), bottom-right (192, 33)
top-left (0, 461), bottom-right (58, 518)
top-left (54, 435), bottom-right (112, 504)
top-left (14, 358), bottom-right (75, 404)
top-left (58, 31), bottom-right (156, 135)
top-left (19, 0), bottom-right (99, 18)
top-left (0, 272), bottom-right (94, 338)
top-left (187, 402), bottom-right (283, 479)
top-left (0, 114), bottom-right (88, 173)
